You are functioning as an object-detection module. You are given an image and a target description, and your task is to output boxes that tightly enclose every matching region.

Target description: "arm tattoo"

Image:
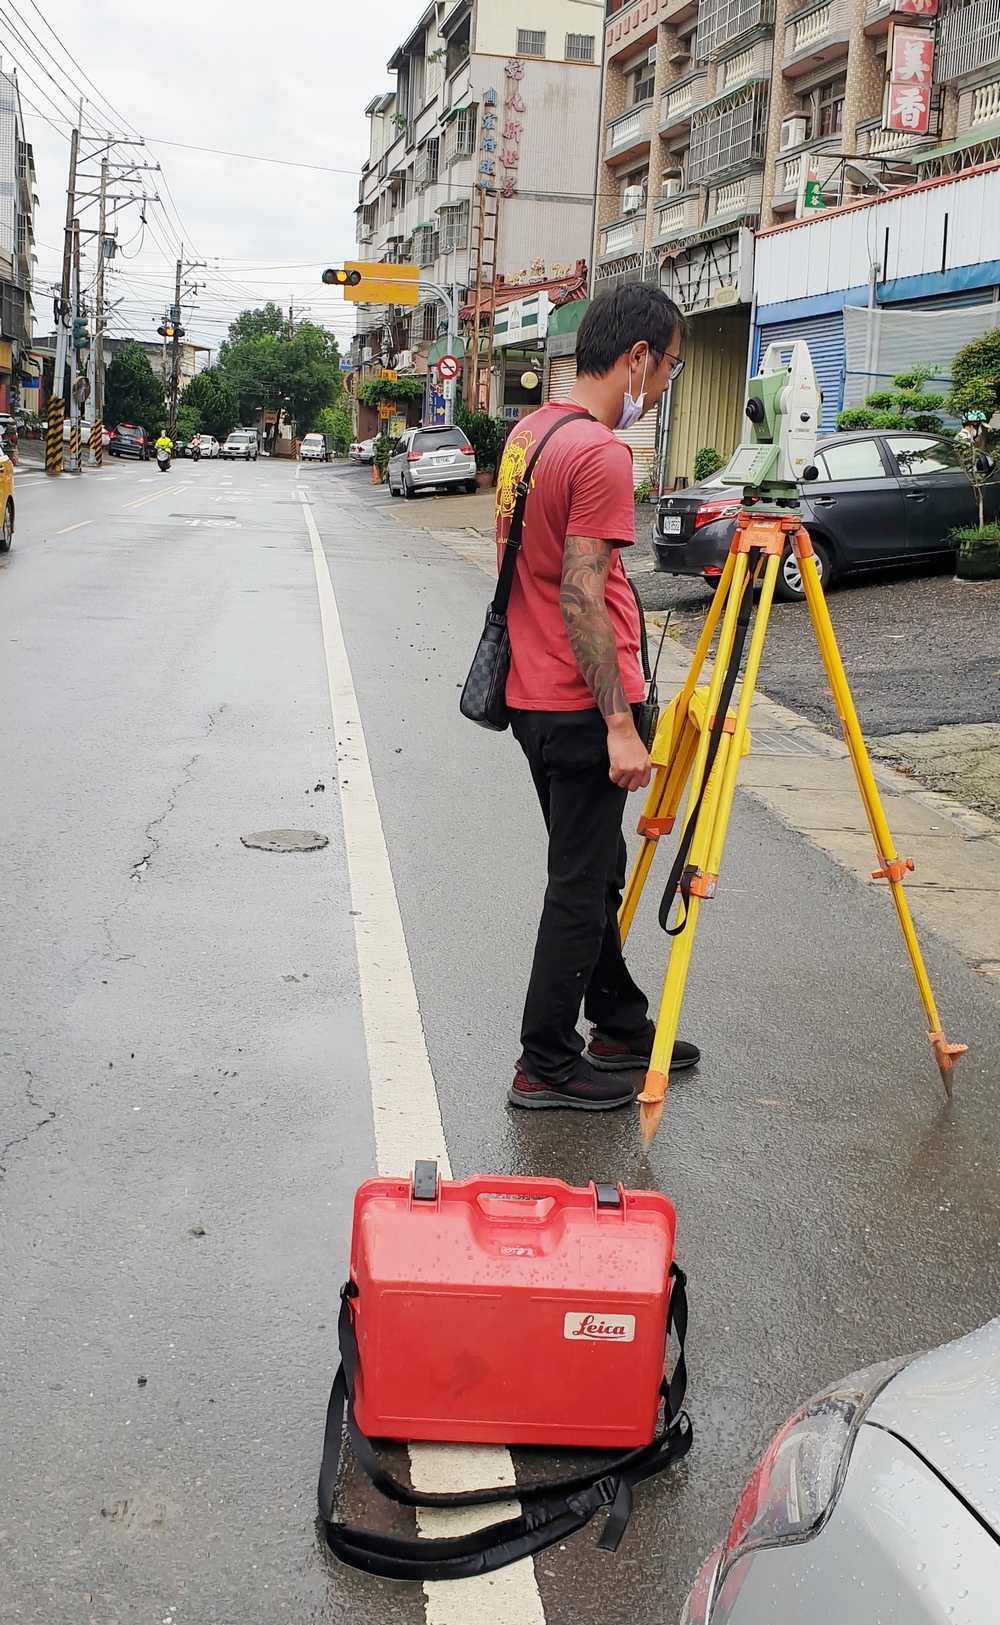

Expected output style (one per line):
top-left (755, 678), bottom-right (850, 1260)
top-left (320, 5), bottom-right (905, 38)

top-left (559, 535), bottom-right (630, 718)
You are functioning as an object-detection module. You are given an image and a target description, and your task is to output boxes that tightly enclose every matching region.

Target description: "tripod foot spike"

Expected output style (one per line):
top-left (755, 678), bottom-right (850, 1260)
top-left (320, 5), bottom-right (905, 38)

top-left (929, 1031), bottom-right (967, 1098)
top-left (638, 1070), bottom-right (669, 1143)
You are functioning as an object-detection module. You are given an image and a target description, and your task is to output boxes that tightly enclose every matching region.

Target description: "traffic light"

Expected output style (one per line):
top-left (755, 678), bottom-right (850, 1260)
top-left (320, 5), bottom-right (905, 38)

top-left (156, 323), bottom-right (186, 339)
top-left (321, 262), bottom-right (419, 306)
top-left (72, 316), bottom-right (89, 349)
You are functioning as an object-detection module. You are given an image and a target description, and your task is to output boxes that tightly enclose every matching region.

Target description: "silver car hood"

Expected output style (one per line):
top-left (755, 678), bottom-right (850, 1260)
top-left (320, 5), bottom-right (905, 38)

top-left (867, 1315), bottom-right (1000, 1535)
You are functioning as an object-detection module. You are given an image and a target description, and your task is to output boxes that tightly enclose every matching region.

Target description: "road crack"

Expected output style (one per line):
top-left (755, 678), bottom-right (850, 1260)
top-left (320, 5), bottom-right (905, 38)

top-left (0, 1069), bottom-right (56, 1180)
top-left (130, 706), bottom-right (224, 882)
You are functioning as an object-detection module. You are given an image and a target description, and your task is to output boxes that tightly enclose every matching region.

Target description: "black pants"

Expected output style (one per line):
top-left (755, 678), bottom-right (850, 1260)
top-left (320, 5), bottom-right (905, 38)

top-left (511, 707), bottom-right (650, 1083)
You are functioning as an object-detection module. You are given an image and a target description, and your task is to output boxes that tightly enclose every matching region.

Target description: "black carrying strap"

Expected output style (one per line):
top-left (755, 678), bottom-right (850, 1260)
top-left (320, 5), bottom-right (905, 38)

top-left (658, 555), bottom-right (757, 936)
top-left (318, 1265), bottom-right (691, 1581)
top-left (491, 410), bottom-right (595, 619)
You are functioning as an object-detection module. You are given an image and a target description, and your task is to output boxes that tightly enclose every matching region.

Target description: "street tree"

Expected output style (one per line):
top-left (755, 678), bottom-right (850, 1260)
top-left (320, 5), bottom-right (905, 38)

top-left (179, 367), bottom-right (239, 441)
top-left (105, 341), bottom-right (166, 433)
top-left (315, 400), bottom-right (353, 456)
top-left (224, 302), bottom-right (286, 345)
top-left (218, 312), bottom-right (344, 436)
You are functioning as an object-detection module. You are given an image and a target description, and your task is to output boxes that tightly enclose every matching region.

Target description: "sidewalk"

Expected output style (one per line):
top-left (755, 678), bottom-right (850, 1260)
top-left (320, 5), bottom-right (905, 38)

top-left (413, 514), bottom-right (1000, 1000)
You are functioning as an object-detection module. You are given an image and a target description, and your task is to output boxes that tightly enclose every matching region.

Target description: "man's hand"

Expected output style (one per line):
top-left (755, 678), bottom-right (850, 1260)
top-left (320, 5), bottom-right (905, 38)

top-left (606, 712), bottom-right (651, 791)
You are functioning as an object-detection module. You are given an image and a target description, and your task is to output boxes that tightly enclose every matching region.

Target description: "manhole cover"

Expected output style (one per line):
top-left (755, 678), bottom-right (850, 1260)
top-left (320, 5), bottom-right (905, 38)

top-left (240, 829), bottom-right (329, 852)
top-left (750, 729), bottom-right (821, 756)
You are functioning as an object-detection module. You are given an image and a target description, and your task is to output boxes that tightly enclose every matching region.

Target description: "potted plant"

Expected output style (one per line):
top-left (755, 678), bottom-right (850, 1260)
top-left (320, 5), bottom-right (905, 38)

top-left (952, 521), bottom-right (1000, 580)
top-left (372, 433), bottom-right (392, 485)
top-left (463, 411), bottom-right (504, 488)
top-left (693, 446), bottom-right (725, 482)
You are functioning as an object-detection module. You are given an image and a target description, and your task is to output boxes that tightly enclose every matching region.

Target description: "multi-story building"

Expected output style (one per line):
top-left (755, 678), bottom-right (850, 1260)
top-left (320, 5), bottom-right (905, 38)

top-left (0, 68), bottom-right (35, 414)
top-left (353, 0), bottom-right (603, 424)
top-left (593, 0), bottom-right (956, 480)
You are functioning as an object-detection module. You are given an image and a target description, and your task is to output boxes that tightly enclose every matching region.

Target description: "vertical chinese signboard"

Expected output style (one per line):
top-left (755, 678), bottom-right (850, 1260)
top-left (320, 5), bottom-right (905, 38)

top-left (883, 24), bottom-right (935, 135)
top-left (501, 59), bottom-right (526, 199)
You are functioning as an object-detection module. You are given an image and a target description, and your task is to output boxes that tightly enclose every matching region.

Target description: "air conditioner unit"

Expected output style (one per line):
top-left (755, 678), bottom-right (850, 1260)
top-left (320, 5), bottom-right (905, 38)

top-left (660, 177), bottom-right (683, 200)
top-left (397, 349), bottom-right (413, 370)
top-left (780, 115), bottom-right (809, 151)
top-left (623, 184), bottom-right (645, 213)
top-left (647, 46), bottom-right (658, 66)
top-left (361, 347), bottom-right (374, 363)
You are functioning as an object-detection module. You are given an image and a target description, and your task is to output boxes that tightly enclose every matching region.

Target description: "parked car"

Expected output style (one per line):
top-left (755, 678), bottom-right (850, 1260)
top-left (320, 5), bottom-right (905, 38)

top-left (221, 429), bottom-right (258, 461)
top-left (299, 432), bottom-right (330, 462)
top-left (108, 423), bottom-right (148, 460)
top-left (386, 424), bottom-right (477, 498)
top-left (0, 412), bottom-right (18, 455)
top-left (653, 432), bottom-right (997, 602)
top-left (0, 438), bottom-right (14, 552)
top-left (349, 436), bottom-right (376, 465)
top-left (681, 1313), bottom-right (1000, 1624)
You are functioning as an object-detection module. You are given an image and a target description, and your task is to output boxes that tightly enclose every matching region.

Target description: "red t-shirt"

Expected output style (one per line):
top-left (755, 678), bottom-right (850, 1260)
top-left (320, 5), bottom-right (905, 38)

top-left (495, 402), bottom-right (643, 712)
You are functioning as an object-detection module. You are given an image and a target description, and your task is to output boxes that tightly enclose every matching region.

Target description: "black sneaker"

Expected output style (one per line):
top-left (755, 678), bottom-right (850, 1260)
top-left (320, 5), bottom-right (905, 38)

top-left (587, 1027), bottom-right (700, 1073)
top-left (508, 1062), bottom-right (636, 1112)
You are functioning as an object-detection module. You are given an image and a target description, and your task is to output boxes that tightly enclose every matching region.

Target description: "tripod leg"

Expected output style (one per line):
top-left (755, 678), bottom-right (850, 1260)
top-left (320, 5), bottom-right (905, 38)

top-left (796, 532), bottom-right (966, 1093)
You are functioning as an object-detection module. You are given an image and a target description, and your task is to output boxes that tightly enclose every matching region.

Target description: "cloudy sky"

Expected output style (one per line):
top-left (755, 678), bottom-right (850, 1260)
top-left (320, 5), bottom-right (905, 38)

top-left (8, 0), bottom-right (418, 358)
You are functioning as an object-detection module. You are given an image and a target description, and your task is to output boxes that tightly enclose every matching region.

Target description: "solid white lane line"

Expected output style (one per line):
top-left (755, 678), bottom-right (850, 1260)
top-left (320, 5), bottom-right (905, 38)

top-left (54, 520), bottom-right (93, 535)
top-left (301, 494), bottom-right (546, 1625)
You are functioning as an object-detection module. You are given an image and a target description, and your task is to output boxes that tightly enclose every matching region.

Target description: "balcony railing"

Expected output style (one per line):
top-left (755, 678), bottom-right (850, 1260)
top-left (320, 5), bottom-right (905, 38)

top-left (776, 151), bottom-right (803, 191)
top-left (653, 194), bottom-right (703, 237)
top-left (936, 0), bottom-right (1000, 82)
top-left (695, 0), bottom-right (775, 62)
top-left (794, 3), bottom-right (830, 49)
top-left (605, 99), bottom-right (654, 156)
top-left (602, 219), bottom-right (637, 256)
top-left (660, 72), bottom-right (708, 129)
top-left (688, 81), bottom-right (769, 181)
top-left (972, 78), bottom-right (1000, 124)
top-left (783, 0), bottom-right (849, 64)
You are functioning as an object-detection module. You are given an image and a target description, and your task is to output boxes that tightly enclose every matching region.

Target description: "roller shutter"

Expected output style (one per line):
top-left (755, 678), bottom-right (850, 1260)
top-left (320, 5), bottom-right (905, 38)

top-left (547, 355), bottom-right (577, 402)
top-left (755, 312), bottom-right (845, 433)
top-left (615, 410), bottom-right (659, 483)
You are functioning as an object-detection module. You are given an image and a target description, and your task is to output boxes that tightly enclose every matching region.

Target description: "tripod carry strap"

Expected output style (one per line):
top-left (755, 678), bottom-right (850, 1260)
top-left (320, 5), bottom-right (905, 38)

top-left (658, 556), bottom-right (757, 935)
top-left (318, 1266), bottom-right (691, 1581)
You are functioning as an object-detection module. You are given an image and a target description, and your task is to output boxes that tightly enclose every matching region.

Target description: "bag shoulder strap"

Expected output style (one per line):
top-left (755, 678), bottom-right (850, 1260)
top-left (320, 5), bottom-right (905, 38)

top-left (492, 410), bottom-right (595, 619)
top-left (627, 575), bottom-right (651, 683)
top-left (317, 1265), bottom-right (691, 1581)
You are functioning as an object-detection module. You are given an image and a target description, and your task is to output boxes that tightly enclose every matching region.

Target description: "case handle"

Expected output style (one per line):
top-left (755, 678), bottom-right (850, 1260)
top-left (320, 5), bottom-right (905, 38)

top-left (475, 1194), bottom-right (556, 1222)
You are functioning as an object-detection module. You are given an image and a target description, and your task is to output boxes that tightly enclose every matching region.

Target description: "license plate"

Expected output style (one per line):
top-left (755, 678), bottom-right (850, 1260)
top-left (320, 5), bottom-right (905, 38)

top-left (427, 453), bottom-right (455, 465)
top-left (661, 515), bottom-right (682, 535)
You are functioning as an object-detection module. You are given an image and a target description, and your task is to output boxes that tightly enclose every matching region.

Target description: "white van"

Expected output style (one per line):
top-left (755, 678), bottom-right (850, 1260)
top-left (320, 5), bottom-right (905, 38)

top-left (222, 429), bottom-right (258, 461)
top-left (299, 433), bottom-right (329, 462)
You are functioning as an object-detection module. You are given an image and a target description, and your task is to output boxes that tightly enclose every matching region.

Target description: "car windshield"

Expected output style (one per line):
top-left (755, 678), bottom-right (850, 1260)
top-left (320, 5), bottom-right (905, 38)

top-left (413, 429), bottom-right (466, 452)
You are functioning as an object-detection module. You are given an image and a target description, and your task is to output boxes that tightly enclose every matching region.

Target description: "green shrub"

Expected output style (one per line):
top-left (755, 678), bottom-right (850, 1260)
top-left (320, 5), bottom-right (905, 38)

top-left (373, 434), bottom-right (392, 479)
top-left (634, 475), bottom-right (654, 505)
top-left (837, 365), bottom-right (945, 435)
top-left (693, 445), bottom-right (725, 482)
top-left (358, 374), bottom-right (425, 407)
top-left (464, 412), bottom-right (504, 472)
top-left (948, 330), bottom-right (1000, 416)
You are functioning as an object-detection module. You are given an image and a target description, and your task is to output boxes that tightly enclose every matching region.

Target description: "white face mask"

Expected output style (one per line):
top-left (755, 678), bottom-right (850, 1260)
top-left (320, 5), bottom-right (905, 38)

top-left (616, 351), bottom-right (649, 432)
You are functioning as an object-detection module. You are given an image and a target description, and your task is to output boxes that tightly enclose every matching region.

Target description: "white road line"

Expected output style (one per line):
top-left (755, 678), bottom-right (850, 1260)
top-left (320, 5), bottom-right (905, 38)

top-left (301, 493), bottom-right (546, 1625)
top-left (54, 520), bottom-right (93, 535)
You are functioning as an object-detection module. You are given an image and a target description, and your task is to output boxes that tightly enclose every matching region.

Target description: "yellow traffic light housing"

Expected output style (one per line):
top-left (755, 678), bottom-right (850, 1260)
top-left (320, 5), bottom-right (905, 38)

top-left (320, 262), bottom-right (420, 306)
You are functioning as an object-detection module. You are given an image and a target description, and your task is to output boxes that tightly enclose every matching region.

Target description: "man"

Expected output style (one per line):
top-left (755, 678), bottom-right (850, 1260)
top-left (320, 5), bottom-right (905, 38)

top-left (499, 284), bottom-right (699, 1111)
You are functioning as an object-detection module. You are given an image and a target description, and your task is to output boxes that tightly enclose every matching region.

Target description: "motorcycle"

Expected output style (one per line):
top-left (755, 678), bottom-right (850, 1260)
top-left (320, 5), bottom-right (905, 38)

top-left (190, 442), bottom-right (201, 463)
top-left (156, 446), bottom-right (171, 472)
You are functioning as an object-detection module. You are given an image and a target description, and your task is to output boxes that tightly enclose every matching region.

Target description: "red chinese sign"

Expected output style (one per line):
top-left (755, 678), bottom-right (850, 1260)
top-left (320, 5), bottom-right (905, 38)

top-left (896, 0), bottom-right (937, 14)
top-left (883, 25), bottom-right (934, 134)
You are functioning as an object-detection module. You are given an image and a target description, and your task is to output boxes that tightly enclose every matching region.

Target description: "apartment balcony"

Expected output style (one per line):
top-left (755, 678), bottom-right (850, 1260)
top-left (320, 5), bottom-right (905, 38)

top-left (936, 0), bottom-right (1000, 83)
top-left (604, 0), bottom-right (695, 63)
top-left (856, 116), bottom-right (940, 158)
top-left (782, 0), bottom-right (850, 75)
top-left (659, 72), bottom-right (709, 136)
top-left (862, 0), bottom-right (929, 37)
top-left (651, 191), bottom-right (703, 240)
top-left (967, 77), bottom-right (1000, 127)
top-left (605, 99), bottom-right (654, 160)
top-left (688, 80), bottom-right (769, 182)
top-left (706, 169), bottom-right (764, 224)
top-left (696, 0), bottom-right (776, 63)
top-left (599, 214), bottom-right (645, 261)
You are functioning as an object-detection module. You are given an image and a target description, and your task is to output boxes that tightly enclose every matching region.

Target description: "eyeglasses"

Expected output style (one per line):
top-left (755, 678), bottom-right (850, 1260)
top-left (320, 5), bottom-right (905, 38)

top-left (665, 356), bottom-right (685, 383)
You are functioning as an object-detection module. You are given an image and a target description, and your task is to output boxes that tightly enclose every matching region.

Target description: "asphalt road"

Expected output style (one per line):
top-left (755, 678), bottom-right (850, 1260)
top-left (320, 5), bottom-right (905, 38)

top-left (2, 454), bottom-right (1000, 1625)
top-left (632, 521), bottom-right (1000, 739)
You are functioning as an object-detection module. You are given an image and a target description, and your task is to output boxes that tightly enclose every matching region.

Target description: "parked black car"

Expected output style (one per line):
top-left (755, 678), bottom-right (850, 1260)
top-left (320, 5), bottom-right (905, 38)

top-left (108, 423), bottom-right (148, 460)
top-left (653, 431), bottom-right (996, 601)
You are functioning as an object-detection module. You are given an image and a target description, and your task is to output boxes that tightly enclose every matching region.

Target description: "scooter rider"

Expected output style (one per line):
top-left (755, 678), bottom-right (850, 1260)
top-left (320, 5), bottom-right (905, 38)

top-left (154, 431), bottom-right (173, 470)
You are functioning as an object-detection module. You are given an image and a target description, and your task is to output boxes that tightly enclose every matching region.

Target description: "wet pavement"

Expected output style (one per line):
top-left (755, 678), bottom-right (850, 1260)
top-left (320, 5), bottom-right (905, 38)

top-left (2, 457), bottom-right (999, 1625)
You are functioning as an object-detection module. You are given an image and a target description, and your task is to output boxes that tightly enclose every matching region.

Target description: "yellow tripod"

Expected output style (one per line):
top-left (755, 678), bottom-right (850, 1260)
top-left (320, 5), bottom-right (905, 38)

top-left (622, 510), bottom-right (967, 1143)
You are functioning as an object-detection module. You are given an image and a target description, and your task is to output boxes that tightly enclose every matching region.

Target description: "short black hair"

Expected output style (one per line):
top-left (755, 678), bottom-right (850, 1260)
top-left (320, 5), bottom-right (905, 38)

top-left (575, 284), bottom-right (685, 379)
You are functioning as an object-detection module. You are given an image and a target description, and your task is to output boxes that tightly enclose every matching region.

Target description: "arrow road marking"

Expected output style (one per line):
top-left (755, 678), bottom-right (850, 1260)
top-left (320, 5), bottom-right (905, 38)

top-left (301, 491), bottom-right (547, 1625)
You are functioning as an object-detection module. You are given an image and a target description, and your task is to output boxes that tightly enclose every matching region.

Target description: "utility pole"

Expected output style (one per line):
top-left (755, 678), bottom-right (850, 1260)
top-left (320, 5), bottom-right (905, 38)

top-left (89, 154), bottom-right (108, 467)
top-left (47, 106), bottom-right (81, 476)
top-left (68, 218), bottom-right (83, 473)
top-left (168, 246), bottom-right (206, 437)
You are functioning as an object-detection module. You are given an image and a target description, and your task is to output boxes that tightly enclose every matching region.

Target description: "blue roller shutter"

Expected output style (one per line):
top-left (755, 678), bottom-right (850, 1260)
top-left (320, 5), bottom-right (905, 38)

top-left (754, 312), bottom-right (846, 433)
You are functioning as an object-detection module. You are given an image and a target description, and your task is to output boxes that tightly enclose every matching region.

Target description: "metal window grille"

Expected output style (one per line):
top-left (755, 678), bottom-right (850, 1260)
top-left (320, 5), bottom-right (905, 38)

top-left (414, 226), bottom-right (439, 266)
top-left (414, 137), bottom-right (440, 191)
top-left (566, 32), bottom-right (595, 61)
top-left (695, 0), bottom-right (775, 61)
top-left (443, 106), bottom-right (477, 166)
top-left (517, 29), bottom-right (546, 56)
top-left (936, 0), bottom-right (1000, 82)
top-left (420, 302), bottom-right (441, 342)
top-left (438, 202), bottom-right (469, 251)
top-left (688, 82), bottom-right (769, 180)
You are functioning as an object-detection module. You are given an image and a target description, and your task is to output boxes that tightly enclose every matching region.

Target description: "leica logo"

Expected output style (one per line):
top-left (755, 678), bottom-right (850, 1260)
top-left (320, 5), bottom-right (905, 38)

top-left (563, 1312), bottom-right (635, 1343)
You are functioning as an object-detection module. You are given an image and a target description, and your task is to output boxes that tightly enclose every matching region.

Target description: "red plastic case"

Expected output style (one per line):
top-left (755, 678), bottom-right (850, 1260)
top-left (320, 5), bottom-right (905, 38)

top-left (349, 1171), bottom-right (679, 1450)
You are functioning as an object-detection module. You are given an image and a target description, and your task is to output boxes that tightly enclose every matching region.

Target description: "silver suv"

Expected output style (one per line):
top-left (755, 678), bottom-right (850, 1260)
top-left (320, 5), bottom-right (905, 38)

top-left (386, 425), bottom-right (477, 499)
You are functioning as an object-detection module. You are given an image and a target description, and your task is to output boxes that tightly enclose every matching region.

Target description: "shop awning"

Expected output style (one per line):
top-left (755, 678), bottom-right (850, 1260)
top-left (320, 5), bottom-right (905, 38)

top-left (914, 119), bottom-right (1000, 166)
